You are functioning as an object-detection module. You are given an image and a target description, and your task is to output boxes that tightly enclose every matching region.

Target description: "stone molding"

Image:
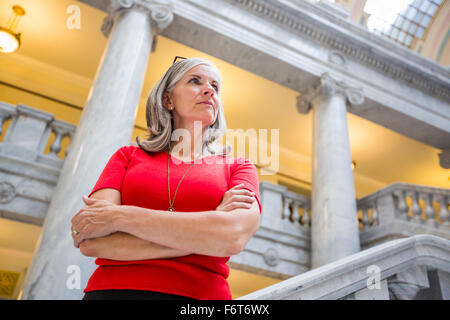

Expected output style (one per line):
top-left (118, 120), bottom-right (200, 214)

top-left (296, 73), bottom-right (364, 114)
top-left (360, 220), bottom-right (450, 250)
top-left (263, 248), bottom-right (281, 266)
top-left (227, 0), bottom-right (450, 101)
top-left (101, 0), bottom-right (174, 38)
top-left (0, 182), bottom-right (16, 204)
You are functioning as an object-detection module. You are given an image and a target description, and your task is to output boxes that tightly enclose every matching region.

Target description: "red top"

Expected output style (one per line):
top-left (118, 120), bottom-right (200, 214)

top-left (83, 145), bottom-right (261, 300)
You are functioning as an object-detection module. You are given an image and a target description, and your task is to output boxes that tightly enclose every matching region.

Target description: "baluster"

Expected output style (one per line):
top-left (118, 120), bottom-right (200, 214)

top-left (49, 128), bottom-right (64, 158)
top-left (282, 197), bottom-right (292, 220)
top-left (0, 102), bottom-right (17, 138)
top-left (47, 119), bottom-right (75, 160)
top-left (301, 203), bottom-right (310, 228)
top-left (439, 196), bottom-right (450, 226)
top-left (290, 200), bottom-right (300, 224)
top-left (393, 189), bottom-right (408, 219)
top-left (371, 200), bottom-right (379, 226)
top-left (361, 208), bottom-right (370, 228)
top-left (410, 191), bottom-right (423, 223)
top-left (424, 193), bottom-right (437, 227)
top-left (0, 113), bottom-right (12, 136)
top-left (65, 132), bottom-right (73, 158)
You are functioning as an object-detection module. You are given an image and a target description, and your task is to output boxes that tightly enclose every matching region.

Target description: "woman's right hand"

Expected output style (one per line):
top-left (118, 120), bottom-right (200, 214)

top-left (216, 184), bottom-right (256, 212)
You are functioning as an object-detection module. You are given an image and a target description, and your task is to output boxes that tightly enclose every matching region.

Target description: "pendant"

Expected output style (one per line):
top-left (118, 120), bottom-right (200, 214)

top-left (168, 206), bottom-right (174, 212)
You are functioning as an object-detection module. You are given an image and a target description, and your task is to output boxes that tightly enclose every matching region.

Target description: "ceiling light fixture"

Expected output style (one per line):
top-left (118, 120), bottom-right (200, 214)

top-left (0, 5), bottom-right (26, 53)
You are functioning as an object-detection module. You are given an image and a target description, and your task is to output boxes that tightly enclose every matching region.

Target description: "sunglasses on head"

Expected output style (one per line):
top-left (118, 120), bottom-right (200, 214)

top-left (173, 56), bottom-right (187, 64)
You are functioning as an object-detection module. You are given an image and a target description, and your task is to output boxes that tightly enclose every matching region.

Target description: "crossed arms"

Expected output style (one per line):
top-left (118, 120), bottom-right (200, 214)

top-left (71, 185), bottom-right (260, 260)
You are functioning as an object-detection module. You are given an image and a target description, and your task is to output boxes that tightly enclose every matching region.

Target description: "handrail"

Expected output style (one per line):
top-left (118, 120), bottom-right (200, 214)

top-left (238, 234), bottom-right (450, 300)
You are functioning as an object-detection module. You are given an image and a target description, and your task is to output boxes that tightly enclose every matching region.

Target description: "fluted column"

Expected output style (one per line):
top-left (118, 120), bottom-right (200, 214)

top-left (297, 73), bottom-right (364, 268)
top-left (21, 0), bottom-right (173, 299)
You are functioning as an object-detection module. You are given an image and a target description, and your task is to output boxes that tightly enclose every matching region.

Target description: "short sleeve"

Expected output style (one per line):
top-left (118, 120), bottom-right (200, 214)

top-left (229, 158), bottom-right (262, 214)
top-left (89, 146), bottom-right (136, 197)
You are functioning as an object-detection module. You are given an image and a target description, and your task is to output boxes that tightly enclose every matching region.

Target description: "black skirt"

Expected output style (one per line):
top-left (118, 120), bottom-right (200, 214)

top-left (82, 289), bottom-right (197, 300)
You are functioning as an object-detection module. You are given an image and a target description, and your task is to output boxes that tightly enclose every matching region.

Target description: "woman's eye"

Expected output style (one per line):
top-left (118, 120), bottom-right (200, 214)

top-left (189, 78), bottom-right (219, 92)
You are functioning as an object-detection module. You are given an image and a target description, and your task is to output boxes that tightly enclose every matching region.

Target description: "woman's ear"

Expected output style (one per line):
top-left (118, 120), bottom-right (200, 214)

top-left (162, 92), bottom-right (173, 110)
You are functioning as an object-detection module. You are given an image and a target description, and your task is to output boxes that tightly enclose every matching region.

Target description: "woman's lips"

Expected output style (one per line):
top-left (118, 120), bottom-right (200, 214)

top-left (199, 102), bottom-right (215, 111)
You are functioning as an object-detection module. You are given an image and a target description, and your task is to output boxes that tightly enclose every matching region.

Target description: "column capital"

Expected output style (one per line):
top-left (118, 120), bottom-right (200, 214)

top-left (101, 0), bottom-right (174, 38)
top-left (296, 73), bottom-right (364, 114)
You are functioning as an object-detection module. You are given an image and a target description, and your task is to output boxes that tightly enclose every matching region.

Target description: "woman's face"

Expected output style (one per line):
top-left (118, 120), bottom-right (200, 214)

top-left (166, 64), bottom-right (221, 130)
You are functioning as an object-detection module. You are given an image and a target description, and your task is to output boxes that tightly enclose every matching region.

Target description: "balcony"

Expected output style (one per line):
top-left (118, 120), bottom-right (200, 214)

top-left (228, 179), bottom-right (450, 281)
top-left (358, 182), bottom-right (450, 249)
top-left (0, 101), bottom-right (75, 225)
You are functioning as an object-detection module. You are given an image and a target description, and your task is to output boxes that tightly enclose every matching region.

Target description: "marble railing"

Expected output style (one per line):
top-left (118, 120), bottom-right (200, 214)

top-left (357, 183), bottom-right (450, 249)
top-left (237, 182), bottom-right (450, 300)
top-left (281, 189), bottom-right (311, 228)
top-left (238, 234), bottom-right (450, 300)
top-left (0, 102), bottom-right (75, 165)
top-left (232, 181), bottom-right (450, 280)
top-left (358, 183), bottom-right (450, 229)
top-left (0, 102), bottom-right (76, 225)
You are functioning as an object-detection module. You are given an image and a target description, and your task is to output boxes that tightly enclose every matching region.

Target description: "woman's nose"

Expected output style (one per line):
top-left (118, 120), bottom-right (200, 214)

top-left (202, 85), bottom-right (215, 96)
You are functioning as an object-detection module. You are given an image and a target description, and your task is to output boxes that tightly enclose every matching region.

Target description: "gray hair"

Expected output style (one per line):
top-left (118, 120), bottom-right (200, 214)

top-left (137, 58), bottom-right (229, 156)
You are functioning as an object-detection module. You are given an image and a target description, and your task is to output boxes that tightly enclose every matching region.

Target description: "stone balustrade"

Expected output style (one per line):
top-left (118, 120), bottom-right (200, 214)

top-left (393, 185), bottom-right (450, 226)
top-left (358, 183), bottom-right (450, 229)
top-left (0, 102), bottom-right (75, 165)
top-left (357, 183), bottom-right (450, 250)
top-left (231, 181), bottom-right (450, 280)
top-left (281, 189), bottom-right (311, 228)
top-left (0, 101), bottom-right (76, 225)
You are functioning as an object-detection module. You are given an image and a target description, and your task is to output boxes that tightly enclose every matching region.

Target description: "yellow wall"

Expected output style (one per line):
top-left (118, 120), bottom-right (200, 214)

top-left (0, 218), bottom-right (40, 300)
top-left (228, 269), bottom-right (282, 299)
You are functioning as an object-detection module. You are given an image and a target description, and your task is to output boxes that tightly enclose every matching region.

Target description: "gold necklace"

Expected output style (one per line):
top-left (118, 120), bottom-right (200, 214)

top-left (167, 151), bottom-right (198, 212)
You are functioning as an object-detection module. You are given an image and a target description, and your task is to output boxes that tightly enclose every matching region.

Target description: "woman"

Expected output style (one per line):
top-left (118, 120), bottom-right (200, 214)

top-left (70, 58), bottom-right (261, 300)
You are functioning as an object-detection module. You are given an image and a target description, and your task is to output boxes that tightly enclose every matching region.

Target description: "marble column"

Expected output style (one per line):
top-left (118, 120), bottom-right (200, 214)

top-left (21, 0), bottom-right (173, 299)
top-left (297, 73), bottom-right (364, 269)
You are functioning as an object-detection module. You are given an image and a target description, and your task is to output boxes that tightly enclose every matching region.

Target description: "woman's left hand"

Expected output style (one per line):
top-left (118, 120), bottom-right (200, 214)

top-left (71, 196), bottom-right (122, 248)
